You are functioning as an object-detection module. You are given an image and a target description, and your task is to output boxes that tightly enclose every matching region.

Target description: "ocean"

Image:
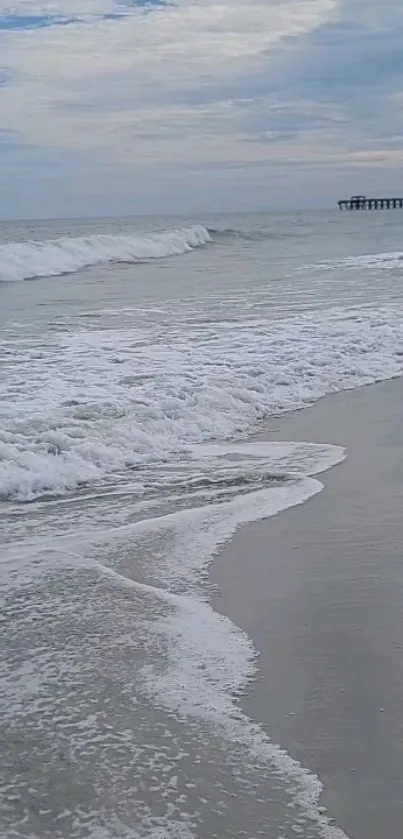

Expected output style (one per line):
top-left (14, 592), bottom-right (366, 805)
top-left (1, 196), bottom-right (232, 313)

top-left (1, 210), bottom-right (403, 839)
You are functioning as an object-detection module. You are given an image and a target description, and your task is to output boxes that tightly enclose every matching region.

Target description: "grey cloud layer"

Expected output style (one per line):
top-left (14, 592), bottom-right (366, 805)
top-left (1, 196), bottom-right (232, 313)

top-left (0, 0), bottom-right (402, 216)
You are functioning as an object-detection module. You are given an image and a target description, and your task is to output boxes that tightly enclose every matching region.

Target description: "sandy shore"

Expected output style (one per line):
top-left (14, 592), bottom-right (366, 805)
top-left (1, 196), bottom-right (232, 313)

top-left (211, 379), bottom-right (403, 839)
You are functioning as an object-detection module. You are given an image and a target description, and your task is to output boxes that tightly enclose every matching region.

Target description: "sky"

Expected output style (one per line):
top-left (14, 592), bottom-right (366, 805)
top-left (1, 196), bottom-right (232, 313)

top-left (0, 0), bottom-right (403, 217)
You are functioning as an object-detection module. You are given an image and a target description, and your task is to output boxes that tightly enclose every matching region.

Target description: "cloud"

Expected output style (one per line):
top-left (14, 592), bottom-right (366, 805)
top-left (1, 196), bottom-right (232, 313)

top-left (0, 0), bottom-right (403, 216)
top-left (0, 1), bottom-right (338, 154)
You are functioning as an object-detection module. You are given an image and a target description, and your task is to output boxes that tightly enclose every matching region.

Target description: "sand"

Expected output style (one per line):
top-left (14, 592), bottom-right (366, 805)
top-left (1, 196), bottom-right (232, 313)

top-left (211, 379), bottom-right (403, 839)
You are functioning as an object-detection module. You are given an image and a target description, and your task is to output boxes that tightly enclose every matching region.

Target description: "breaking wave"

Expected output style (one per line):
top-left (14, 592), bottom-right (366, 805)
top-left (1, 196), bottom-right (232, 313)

top-left (3, 220), bottom-right (403, 284)
top-left (0, 225), bottom-right (212, 282)
top-left (2, 304), bottom-right (403, 501)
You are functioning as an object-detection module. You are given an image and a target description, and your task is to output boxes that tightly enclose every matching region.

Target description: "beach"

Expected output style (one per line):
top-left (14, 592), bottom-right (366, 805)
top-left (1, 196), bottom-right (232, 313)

top-left (211, 378), bottom-right (403, 839)
top-left (3, 211), bottom-right (403, 838)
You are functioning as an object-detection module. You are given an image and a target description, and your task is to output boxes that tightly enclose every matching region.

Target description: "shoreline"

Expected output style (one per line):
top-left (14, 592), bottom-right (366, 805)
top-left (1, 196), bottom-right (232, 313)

top-left (210, 378), bottom-right (403, 839)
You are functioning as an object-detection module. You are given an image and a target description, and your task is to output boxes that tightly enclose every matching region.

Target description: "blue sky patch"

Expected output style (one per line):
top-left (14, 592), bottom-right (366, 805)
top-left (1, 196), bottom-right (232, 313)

top-left (119, 0), bottom-right (170, 7)
top-left (0, 2), bottom-right (170, 32)
top-left (0, 15), bottom-right (80, 31)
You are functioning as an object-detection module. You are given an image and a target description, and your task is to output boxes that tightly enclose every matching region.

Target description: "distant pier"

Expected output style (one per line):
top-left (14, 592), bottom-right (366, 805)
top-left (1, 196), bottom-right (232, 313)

top-left (338, 194), bottom-right (403, 210)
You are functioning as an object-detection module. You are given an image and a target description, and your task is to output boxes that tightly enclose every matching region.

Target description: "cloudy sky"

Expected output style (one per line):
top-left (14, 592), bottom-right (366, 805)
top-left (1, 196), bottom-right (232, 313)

top-left (0, 0), bottom-right (402, 217)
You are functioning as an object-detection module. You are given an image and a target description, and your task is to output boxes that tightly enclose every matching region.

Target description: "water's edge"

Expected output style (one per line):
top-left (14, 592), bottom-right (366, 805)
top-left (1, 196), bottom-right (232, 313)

top-left (210, 377), bottom-right (403, 839)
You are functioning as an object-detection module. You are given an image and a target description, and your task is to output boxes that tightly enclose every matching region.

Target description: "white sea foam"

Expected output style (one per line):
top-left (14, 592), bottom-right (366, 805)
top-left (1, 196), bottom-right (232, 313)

top-left (97, 441), bottom-right (348, 836)
top-left (306, 250), bottom-right (403, 271)
top-left (1, 441), bottom-right (348, 838)
top-left (0, 225), bottom-right (212, 281)
top-left (1, 303), bottom-right (402, 501)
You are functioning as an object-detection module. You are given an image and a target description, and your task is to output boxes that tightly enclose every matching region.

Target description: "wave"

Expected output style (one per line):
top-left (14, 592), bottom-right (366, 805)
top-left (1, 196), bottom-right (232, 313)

top-left (305, 250), bottom-right (403, 271)
top-left (3, 226), bottom-right (401, 284)
top-left (2, 304), bottom-right (403, 501)
top-left (0, 225), bottom-right (212, 282)
top-left (207, 226), bottom-right (283, 242)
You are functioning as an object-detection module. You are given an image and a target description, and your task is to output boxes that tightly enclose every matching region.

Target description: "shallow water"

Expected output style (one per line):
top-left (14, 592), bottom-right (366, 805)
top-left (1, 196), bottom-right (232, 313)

top-left (1, 209), bottom-right (403, 837)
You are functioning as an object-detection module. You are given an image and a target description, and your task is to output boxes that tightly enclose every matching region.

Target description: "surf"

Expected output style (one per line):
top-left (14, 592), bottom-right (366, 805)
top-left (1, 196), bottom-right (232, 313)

top-left (0, 224), bottom-right (212, 282)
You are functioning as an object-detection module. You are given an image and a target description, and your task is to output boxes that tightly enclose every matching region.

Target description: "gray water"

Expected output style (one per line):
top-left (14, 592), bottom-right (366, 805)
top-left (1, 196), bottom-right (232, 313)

top-left (2, 210), bottom-right (403, 838)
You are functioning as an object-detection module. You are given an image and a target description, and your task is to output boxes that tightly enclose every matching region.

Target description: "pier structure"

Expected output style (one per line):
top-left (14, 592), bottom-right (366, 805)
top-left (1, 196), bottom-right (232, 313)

top-left (338, 195), bottom-right (403, 210)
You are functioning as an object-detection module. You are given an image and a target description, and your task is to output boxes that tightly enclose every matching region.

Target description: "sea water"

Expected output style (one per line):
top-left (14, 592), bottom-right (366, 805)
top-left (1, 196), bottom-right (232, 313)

top-left (1, 210), bottom-right (403, 838)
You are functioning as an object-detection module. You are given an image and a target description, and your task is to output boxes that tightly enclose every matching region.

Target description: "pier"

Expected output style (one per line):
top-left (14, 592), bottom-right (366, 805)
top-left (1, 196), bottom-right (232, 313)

top-left (338, 194), bottom-right (403, 210)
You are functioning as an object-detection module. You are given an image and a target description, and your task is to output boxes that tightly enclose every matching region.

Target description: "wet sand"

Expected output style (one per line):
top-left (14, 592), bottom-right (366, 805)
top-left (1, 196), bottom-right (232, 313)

top-left (211, 379), bottom-right (403, 839)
